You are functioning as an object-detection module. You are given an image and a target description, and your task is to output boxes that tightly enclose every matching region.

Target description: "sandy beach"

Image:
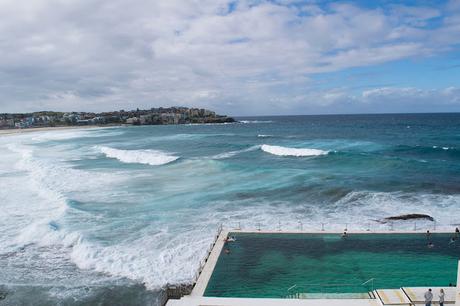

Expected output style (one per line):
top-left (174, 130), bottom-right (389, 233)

top-left (0, 125), bottom-right (119, 136)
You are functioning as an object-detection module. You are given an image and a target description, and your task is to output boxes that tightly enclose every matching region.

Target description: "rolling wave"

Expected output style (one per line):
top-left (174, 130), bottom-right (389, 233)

top-left (97, 146), bottom-right (179, 166)
top-left (261, 144), bottom-right (329, 157)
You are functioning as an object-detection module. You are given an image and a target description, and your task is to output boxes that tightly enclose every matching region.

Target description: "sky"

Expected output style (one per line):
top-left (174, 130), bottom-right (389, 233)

top-left (1, 0), bottom-right (460, 116)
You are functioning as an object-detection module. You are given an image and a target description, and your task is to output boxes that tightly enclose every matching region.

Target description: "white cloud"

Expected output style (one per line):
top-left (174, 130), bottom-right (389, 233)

top-left (0, 0), bottom-right (459, 115)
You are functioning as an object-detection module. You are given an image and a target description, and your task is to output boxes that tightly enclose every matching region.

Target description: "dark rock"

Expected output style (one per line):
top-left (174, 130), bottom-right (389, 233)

top-left (0, 285), bottom-right (7, 300)
top-left (384, 214), bottom-right (434, 222)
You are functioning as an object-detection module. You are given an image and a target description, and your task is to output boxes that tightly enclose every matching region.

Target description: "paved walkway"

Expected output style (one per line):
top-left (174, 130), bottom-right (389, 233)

top-left (167, 296), bottom-right (382, 306)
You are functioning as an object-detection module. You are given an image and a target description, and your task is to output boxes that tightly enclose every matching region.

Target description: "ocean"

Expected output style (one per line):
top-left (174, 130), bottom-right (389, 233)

top-left (1, 113), bottom-right (460, 305)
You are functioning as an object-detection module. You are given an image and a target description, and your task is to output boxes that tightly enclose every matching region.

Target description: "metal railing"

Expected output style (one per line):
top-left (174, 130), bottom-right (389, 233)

top-left (285, 280), bottom-right (377, 299)
top-left (221, 220), bottom-right (460, 233)
top-left (192, 223), bottom-right (223, 283)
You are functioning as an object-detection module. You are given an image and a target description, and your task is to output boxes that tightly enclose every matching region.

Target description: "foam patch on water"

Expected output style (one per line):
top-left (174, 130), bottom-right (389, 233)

top-left (433, 146), bottom-right (452, 150)
top-left (2, 142), bottom-right (127, 249)
top-left (257, 134), bottom-right (273, 138)
top-left (97, 146), bottom-right (179, 166)
top-left (240, 120), bottom-right (273, 124)
top-left (70, 226), bottom-right (214, 290)
top-left (261, 144), bottom-right (329, 157)
top-left (3, 145), bottom-right (72, 249)
top-left (212, 145), bottom-right (260, 159)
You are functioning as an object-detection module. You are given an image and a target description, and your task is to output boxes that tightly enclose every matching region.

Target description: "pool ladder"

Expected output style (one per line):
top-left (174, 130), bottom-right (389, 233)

top-left (286, 278), bottom-right (376, 299)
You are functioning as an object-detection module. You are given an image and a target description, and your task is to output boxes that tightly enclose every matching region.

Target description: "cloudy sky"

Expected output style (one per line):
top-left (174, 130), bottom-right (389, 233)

top-left (1, 0), bottom-right (460, 115)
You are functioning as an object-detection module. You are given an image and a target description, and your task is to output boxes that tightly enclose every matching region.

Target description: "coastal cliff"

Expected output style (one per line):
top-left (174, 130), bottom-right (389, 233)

top-left (0, 107), bottom-right (235, 129)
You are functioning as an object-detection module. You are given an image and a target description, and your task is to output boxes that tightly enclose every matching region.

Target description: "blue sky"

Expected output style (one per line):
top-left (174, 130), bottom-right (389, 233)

top-left (0, 0), bottom-right (460, 115)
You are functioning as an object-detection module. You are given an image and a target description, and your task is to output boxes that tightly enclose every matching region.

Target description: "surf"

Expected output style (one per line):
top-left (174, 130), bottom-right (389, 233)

top-left (97, 146), bottom-right (179, 166)
top-left (260, 144), bottom-right (329, 157)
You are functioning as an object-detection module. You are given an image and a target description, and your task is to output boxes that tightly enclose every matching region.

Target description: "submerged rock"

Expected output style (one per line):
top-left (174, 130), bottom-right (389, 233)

top-left (384, 214), bottom-right (434, 222)
top-left (0, 285), bottom-right (7, 300)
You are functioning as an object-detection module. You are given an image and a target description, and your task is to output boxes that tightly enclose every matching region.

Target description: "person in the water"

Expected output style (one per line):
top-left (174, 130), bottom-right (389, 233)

top-left (428, 242), bottom-right (434, 248)
top-left (341, 231), bottom-right (347, 238)
top-left (224, 236), bottom-right (236, 243)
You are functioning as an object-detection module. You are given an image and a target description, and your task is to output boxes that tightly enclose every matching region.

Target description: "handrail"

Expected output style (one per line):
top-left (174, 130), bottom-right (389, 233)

top-left (286, 282), bottom-right (374, 288)
top-left (361, 278), bottom-right (375, 292)
top-left (287, 284), bottom-right (297, 291)
top-left (284, 280), bottom-right (378, 299)
top-left (361, 278), bottom-right (375, 286)
top-left (224, 220), bottom-right (460, 233)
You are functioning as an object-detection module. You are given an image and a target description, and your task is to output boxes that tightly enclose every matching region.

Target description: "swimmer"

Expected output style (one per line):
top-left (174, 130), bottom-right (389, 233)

top-left (341, 231), bottom-right (348, 238)
top-left (428, 242), bottom-right (434, 248)
top-left (224, 248), bottom-right (230, 254)
top-left (227, 236), bottom-right (236, 242)
top-left (426, 230), bottom-right (431, 239)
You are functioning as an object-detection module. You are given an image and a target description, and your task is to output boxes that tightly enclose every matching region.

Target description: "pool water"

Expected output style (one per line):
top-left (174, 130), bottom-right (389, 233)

top-left (204, 232), bottom-right (460, 298)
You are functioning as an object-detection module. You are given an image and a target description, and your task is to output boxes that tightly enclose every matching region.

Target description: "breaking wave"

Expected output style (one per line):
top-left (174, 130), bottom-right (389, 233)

top-left (261, 144), bottom-right (329, 157)
top-left (98, 146), bottom-right (179, 166)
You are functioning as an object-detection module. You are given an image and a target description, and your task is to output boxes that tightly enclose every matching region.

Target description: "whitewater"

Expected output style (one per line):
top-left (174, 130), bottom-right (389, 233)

top-left (1, 114), bottom-right (460, 305)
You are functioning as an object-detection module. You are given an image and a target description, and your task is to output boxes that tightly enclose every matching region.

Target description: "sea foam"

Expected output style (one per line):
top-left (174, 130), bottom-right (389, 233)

top-left (212, 145), bottom-right (260, 159)
top-left (98, 146), bottom-right (179, 166)
top-left (257, 134), bottom-right (273, 138)
top-left (240, 120), bottom-right (273, 124)
top-left (261, 144), bottom-right (328, 157)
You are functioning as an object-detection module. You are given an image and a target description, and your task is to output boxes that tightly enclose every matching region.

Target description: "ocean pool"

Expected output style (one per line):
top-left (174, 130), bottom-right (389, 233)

top-left (204, 232), bottom-right (460, 298)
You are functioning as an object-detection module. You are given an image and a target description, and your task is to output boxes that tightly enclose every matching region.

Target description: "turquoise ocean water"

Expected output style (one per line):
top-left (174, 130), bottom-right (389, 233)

top-left (1, 113), bottom-right (460, 305)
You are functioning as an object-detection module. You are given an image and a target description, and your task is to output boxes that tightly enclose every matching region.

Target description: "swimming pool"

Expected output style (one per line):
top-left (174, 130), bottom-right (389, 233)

top-left (204, 232), bottom-right (460, 298)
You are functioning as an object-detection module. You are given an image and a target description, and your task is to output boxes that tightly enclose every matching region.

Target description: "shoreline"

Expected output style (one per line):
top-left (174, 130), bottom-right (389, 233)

top-left (0, 125), bottom-right (116, 136)
top-left (0, 121), bottom-right (242, 137)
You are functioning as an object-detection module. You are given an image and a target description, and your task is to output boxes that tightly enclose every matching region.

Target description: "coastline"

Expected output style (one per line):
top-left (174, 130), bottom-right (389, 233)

top-left (0, 121), bottom-right (241, 137)
top-left (0, 125), bottom-right (114, 136)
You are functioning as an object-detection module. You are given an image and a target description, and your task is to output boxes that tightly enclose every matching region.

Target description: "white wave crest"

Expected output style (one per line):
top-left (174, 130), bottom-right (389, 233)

top-left (98, 146), bottom-right (179, 166)
top-left (433, 146), bottom-right (452, 150)
top-left (240, 120), bottom-right (273, 124)
top-left (212, 145), bottom-right (260, 159)
top-left (257, 134), bottom-right (273, 138)
top-left (261, 144), bottom-right (328, 157)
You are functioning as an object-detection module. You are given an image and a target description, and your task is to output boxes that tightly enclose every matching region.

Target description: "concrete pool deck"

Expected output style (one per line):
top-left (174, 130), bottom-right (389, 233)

top-left (191, 229), bottom-right (229, 296)
top-left (167, 296), bottom-right (383, 305)
top-left (166, 229), bottom-right (460, 306)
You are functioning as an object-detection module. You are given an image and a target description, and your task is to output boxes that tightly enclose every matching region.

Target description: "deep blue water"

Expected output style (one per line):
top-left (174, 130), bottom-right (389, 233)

top-left (1, 113), bottom-right (460, 305)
